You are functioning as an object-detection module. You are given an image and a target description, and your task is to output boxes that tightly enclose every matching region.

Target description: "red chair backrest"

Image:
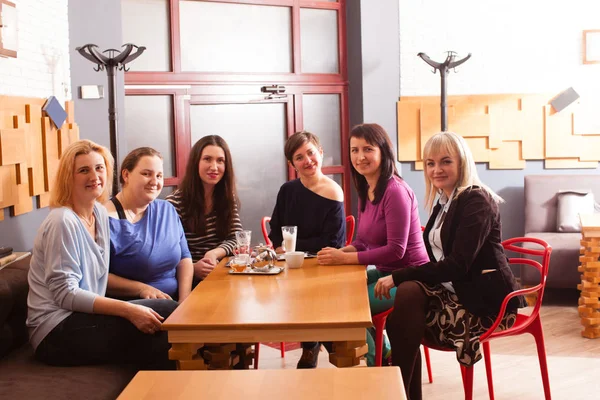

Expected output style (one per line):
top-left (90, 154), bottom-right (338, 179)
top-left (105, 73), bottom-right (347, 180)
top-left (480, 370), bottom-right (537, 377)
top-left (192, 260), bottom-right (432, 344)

top-left (345, 215), bottom-right (355, 246)
top-left (482, 236), bottom-right (552, 341)
top-left (261, 216), bottom-right (273, 247)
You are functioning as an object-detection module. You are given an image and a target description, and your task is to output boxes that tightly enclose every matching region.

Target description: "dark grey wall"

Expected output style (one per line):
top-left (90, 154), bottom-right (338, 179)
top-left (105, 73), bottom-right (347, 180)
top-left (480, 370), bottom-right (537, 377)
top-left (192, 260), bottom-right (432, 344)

top-left (68, 0), bottom-right (124, 151)
top-left (346, 0), bottom-right (401, 217)
top-left (0, 0), bottom-right (123, 251)
top-left (354, 0), bottom-right (400, 144)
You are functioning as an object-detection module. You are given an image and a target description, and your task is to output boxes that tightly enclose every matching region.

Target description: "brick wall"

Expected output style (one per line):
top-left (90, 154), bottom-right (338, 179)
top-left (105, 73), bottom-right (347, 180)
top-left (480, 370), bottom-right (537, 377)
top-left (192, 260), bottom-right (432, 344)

top-left (399, 1), bottom-right (600, 98)
top-left (0, 0), bottom-right (71, 102)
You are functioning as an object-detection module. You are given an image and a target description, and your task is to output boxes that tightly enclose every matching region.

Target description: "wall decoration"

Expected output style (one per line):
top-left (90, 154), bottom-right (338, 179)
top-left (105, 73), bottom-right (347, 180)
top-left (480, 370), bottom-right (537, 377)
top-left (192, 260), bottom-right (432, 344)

top-left (0, 0), bottom-right (17, 58)
top-left (397, 93), bottom-right (600, 170)
top-left (583, 30), bottom-right (600, 64)
top-left (0, 96), bottom-right (79, 221)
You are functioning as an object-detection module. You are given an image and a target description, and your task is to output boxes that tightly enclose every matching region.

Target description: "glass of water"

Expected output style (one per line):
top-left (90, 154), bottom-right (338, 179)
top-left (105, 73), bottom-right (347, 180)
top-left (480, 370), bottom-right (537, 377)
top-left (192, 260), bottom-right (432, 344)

top-left (235, 230), bottom-right (252, 256)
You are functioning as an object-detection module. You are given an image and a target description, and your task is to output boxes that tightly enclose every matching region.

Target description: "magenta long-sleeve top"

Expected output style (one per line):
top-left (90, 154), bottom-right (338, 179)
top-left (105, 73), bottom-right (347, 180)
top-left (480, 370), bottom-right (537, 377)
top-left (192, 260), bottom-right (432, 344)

top-left (352, 176), bottom-right (429, 272)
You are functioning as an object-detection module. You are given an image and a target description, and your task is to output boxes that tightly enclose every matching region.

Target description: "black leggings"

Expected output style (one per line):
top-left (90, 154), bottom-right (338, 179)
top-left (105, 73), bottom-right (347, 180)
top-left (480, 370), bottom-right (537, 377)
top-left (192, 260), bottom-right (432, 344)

top-left (35, 299), bottom-right (178, 370)
top-left (385, 282), bottom-right (429, 400)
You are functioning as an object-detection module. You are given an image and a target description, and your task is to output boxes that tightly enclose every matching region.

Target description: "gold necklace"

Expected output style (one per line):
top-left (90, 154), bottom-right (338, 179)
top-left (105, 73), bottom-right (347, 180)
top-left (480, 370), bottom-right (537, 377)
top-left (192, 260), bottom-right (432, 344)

top-left (78, 213), bottom-right (95, 228)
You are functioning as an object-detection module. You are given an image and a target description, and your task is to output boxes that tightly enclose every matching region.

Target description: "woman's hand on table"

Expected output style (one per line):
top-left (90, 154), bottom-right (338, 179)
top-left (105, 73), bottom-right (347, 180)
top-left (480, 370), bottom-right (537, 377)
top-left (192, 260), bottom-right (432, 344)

top-left (139, 285), bottom-right (172, 300)
top-left (125, 303), bottom-right (164, 335)
top-left (194, 258), bottom-right (216, 279)
top-left (317, 247), bottom-right (347, 265)
top-left (374, 275), bottom-right (395, 300)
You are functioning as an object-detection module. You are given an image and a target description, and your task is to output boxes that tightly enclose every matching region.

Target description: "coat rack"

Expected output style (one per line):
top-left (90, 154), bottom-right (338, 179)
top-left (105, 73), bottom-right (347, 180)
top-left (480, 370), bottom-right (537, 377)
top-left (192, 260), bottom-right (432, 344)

top-left (417, 51), bottom-right (471, 131)
top-left (75, 43), bottom-right (146, 194)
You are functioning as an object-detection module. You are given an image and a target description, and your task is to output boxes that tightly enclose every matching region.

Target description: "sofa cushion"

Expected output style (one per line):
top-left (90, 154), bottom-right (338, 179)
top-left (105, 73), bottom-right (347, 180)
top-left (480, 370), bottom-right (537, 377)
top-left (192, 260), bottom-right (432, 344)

top-left (556, 190), bottom-right (594, 232)
top-left (524, 175), bottom-right (600, 234)
top-left (0, 345), bottom-right (136, 400)
top-left (521, 232), bottom-right (582, 289)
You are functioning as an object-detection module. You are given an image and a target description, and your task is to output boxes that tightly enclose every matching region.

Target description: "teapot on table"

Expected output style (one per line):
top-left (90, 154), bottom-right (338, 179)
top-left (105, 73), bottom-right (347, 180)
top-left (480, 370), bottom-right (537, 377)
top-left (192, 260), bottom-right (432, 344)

top-left (251, 244), bottom-right (277, 272)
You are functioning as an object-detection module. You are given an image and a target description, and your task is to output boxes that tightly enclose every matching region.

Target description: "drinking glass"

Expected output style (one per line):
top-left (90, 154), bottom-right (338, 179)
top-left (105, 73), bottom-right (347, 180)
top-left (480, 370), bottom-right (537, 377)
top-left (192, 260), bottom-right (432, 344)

top-left (230, 254), bottom-right (250, 272)
top-left (235, 230), bottom-right (252, 256)
top-left (281, 226), bottom-right (297, 252)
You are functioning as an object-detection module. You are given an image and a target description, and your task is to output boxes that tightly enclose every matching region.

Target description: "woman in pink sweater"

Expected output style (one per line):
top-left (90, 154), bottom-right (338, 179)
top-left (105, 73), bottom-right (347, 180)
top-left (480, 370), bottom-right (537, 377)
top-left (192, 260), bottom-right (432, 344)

top-left (318, 123), bottom-right (429, 365)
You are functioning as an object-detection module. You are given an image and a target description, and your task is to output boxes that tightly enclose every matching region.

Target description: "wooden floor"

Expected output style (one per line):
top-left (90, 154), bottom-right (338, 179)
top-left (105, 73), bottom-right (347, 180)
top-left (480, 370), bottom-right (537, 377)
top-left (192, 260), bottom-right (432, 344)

top-left (258, 289), bottom-right (600, 399)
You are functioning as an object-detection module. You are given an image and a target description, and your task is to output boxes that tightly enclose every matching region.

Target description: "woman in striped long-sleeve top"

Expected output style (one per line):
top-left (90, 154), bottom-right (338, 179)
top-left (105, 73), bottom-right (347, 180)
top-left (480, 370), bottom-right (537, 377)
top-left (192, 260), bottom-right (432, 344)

top-left (166, 135), bottom-right (242, 284)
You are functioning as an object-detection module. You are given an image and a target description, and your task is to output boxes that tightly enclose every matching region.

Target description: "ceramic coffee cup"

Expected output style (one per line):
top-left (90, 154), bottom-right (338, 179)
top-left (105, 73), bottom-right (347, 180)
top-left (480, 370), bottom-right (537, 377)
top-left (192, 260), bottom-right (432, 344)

top-left (284, 251), bottom-right (305, 269)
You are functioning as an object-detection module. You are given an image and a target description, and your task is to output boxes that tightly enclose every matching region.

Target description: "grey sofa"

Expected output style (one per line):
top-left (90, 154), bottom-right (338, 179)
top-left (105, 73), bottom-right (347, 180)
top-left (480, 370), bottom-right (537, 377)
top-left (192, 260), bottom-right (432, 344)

top-left (0, 255), bottom-right (136, 400)
top-left (523, 174), bottom-right (600, 289)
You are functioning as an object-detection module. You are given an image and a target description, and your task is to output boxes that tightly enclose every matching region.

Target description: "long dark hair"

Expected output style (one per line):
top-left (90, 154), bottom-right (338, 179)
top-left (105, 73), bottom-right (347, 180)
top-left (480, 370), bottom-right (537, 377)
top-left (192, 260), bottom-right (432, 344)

top-left (179, 135), bottom-right (238, 239)
top-left (349, 123), bottom-right (400, 211)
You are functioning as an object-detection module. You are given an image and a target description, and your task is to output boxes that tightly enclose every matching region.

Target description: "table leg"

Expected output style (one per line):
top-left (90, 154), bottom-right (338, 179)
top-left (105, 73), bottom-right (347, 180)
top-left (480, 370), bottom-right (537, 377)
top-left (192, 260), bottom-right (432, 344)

top-left (578, 237), bottom-right (600, 338)
top-left (329, 340), bottom-right (367, 367)
top-left (169, 343), bottom-right (208, 370)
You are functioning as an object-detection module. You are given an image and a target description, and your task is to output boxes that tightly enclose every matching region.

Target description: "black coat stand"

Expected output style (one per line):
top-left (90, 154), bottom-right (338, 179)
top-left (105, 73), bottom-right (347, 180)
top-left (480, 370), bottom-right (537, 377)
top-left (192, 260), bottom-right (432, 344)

top-left (75, 43), bottom-right (146, 195)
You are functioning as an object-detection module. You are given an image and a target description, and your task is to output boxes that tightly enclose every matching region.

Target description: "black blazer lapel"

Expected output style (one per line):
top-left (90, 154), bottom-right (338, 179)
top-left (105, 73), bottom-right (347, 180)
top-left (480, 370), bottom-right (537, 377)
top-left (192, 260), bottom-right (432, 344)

top-left (440, 196), bottom-right (461, 258)
top-left (423, 203), bottom-right (442, 262)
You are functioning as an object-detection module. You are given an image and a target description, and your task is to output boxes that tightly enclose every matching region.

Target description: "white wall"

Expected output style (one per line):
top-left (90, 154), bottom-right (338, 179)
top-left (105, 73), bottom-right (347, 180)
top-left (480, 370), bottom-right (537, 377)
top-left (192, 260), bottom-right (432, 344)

top-left (399, 0), bottom-right (600, 99)
top-left (0, 0), bottom-right (71, 102)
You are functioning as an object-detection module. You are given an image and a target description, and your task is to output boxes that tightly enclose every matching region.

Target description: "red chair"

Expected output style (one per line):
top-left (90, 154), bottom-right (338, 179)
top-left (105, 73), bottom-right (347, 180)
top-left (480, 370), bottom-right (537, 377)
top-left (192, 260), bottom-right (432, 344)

top-left (254, 216), bottom-right (284, 369)
top-left (345, 215), bottom-right (355, 246)
top-left (422, 237), bottom-right (552, 399)
top-left (260, 216), bottom-right (273, 248)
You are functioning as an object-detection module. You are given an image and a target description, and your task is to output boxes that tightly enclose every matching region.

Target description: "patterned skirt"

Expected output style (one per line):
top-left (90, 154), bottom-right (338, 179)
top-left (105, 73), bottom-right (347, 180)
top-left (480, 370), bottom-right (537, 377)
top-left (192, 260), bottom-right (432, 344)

top-left (416, 282), bottom-right (517, 367)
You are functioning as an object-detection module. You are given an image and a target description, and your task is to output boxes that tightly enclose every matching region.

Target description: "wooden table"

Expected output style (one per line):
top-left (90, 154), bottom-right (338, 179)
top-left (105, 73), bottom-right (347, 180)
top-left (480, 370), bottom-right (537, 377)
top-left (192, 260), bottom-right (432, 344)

top-left (117, 367), bottom-right (406, 400)
top-left (578, 213), bottom-right (600, 338)
top-left (163, 258), bottom-right (372, 369)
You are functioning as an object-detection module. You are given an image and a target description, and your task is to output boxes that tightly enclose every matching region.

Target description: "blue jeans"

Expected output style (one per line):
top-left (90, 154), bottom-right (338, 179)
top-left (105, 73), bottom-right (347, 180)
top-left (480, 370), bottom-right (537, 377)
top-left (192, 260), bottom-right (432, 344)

top-left (35, 299), bottom-right (178, 370)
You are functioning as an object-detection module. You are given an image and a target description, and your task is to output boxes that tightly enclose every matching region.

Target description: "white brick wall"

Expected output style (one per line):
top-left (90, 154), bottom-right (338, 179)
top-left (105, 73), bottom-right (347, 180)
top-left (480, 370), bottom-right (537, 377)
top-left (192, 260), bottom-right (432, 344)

top-left (399, 0), bottom-right (600, 99)
top-left (0, 0), bottom-right (71, 103)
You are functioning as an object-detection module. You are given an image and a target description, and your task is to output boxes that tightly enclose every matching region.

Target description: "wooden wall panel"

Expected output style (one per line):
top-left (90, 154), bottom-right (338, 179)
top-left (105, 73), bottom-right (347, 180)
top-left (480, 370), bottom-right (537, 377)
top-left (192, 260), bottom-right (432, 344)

top-left (397, 93), bottom-right (600, 169)
top-left (397, 102), bottom-right (420, 161)
top-left (0, 96), bottom-right (79, 219)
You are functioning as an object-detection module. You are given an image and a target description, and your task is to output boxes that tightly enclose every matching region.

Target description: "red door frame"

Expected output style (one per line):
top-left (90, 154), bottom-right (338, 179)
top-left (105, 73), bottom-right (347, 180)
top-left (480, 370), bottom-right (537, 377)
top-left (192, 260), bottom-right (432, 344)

top-left (124, 0), bottom-right (351, 212)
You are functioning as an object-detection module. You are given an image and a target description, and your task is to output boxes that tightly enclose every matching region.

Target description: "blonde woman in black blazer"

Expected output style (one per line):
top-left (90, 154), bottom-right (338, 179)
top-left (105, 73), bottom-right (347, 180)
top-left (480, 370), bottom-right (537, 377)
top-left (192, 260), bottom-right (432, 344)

top-left (374, 131), bottom-right (525, 400)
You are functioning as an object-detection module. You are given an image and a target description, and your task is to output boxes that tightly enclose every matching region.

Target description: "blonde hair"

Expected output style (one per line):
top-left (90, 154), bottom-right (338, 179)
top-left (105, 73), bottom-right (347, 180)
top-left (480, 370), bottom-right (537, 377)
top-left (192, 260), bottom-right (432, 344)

top-left (49, 139), bottom-right (114, 208)
top-left (422, 131), bottom-right (503, 211)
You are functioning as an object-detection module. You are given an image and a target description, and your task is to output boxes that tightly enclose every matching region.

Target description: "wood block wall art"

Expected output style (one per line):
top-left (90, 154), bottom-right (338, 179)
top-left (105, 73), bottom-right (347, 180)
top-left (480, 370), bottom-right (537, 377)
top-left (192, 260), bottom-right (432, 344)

top-left (0, 96), bottom-right (79, 221)
top-left (397, 93), bottom-right (600, 170)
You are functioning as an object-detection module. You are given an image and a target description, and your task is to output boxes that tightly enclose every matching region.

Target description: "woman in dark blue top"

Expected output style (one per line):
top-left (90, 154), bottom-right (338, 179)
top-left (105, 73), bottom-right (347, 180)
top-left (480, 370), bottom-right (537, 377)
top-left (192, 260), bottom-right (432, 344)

top-left (269, 131), bottom-right (345, 254)
top-left (268, 131), bottom-right (346, 368)
top-left (269, 179), bottom-right (345, 254)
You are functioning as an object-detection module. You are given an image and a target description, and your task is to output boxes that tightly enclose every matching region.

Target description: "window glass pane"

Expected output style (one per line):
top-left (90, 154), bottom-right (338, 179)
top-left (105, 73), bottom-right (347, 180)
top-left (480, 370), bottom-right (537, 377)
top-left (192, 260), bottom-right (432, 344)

top-left (302, 94), bottom-right (341, 166)
top-left (158, 186), bottom-right (175, 199)
top-left (180, 1), bottom-right (292, 73)
top-left (300, 8), bottom-right (339, 73)
top-left (124, 95), bottom-right (175, 177)
top-left (121, 0), bottom-right (171, 71)
top-left (190, 103), bottom-right (288, 241)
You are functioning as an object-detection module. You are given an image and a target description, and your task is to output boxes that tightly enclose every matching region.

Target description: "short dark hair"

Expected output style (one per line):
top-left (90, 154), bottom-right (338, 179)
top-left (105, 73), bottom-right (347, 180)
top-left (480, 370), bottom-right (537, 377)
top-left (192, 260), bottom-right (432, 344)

top-left (119, 147), bottom-right (162, 185)
top-left (349, 123), bottom-right (400, 211)
top-left (284, 131), bottom-right (321, 163)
